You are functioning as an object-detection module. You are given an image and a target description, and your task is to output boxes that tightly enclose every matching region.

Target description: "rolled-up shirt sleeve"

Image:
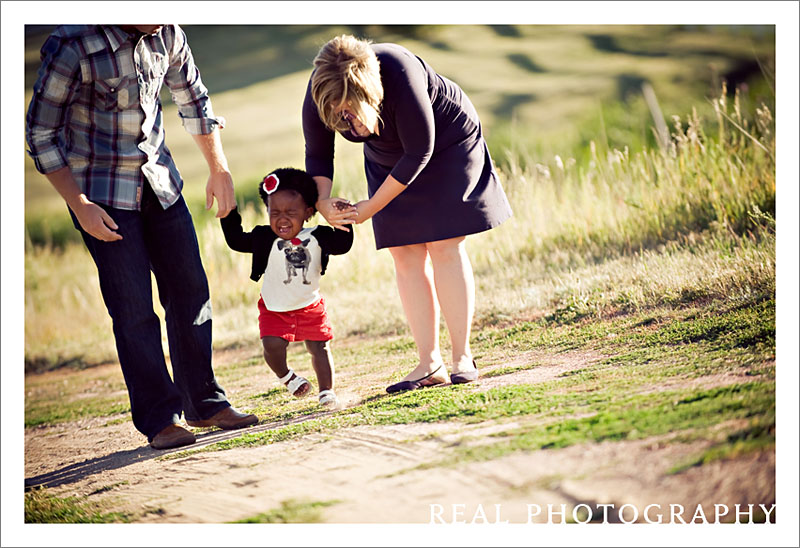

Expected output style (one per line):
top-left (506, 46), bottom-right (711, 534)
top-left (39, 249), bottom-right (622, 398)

top-left (388, 60), bottom-right (435, 185)
top-left (25, 35), bottom-right (81, 174)
top-left (302, 77), bottom-right (336, 180)
top-left (164, 25), bottom-right (224, 135)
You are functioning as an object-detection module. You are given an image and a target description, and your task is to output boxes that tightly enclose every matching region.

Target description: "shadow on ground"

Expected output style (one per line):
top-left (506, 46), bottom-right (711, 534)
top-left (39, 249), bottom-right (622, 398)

top-left (23, 410), bottom-right (340, 491)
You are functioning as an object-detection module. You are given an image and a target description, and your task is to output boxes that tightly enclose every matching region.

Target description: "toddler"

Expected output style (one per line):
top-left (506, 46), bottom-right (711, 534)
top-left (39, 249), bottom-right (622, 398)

top-left (221, 167), bottom-right (353, 407)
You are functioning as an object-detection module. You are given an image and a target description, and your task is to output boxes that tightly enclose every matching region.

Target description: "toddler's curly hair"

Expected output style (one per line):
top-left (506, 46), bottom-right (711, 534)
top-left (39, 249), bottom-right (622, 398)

top-left (257, 167), bottom-right (319, 213)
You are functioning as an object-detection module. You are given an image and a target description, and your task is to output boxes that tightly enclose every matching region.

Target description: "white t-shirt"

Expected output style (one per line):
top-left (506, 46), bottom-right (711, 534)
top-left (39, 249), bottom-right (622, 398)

top-left (260, 227), bottom-right (323, 312)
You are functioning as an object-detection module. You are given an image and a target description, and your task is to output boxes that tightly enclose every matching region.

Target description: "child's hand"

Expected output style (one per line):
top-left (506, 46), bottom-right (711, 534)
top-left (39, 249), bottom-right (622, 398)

top-left (333, 200), bottom-right (352, 211)
top-left (317, 197), bottom-right (357, 231)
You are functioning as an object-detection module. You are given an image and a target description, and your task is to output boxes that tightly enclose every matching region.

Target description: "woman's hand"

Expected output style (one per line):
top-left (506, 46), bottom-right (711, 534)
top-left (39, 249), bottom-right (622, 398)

top-left (317, 197), bottom-right (357, 231)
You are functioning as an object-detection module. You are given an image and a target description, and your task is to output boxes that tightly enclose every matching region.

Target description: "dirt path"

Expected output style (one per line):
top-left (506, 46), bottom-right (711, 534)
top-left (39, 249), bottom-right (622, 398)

top-left (23, 350), bottom-right (774, 525)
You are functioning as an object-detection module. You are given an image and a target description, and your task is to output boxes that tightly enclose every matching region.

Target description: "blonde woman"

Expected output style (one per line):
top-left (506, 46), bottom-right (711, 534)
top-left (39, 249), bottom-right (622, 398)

top-left (303, 35), bottom-right (512, 393)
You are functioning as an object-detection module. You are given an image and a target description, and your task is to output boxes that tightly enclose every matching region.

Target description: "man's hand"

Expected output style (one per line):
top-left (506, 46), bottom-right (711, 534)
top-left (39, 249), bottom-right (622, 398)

top-left (206, 170), bottom-right (236, 218)
top-left (73, 196), bottom-right (123, 242)
top-left (43, 167), bottom-right (122, 242)
top-left (316, 197), bottom-right (357, 231)
top-left (191, 130), bottom-right (235, 217)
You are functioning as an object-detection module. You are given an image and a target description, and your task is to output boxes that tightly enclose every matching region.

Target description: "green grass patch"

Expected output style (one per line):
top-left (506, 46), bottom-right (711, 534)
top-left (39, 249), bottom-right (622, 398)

top-left (164, 367), bottom-right (773, 465)
top-left (634, 299), bottom-right (775, 350)
top-left (232, 499), bottom-right (341, 523)
top-left (150, 293), bottom-right (774, 463)
top-left (482, 362), bottom-right (542, 378)
top-left (24, 398), bottom-right (130, 428)
top-left (453, 382), bottom-right (775, 464)
top-left (667, 418), bottom-right (775, 474)
top-left (475, 297), bottom-right (774, 362)
top-left (161, 414), bottom-right (365, 460)
top-left (27, 293), bottom-right (774, 465)
top-left (25, 487), bottom-right (132, 523)
top-left (169, 373), bottom-right (774, 469)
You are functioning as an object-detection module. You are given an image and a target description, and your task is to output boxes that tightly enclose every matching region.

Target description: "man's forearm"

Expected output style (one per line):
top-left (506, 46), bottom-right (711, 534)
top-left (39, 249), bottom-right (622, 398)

top-left (191, 130), bottom-right (229, 173)
top-left (44, 166), bottom-right (87, 211)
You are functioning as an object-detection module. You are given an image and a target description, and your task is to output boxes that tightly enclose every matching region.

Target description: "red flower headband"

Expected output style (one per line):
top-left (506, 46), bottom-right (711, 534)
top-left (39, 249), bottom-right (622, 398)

top-left (262, 173), bottom-right (279, 194)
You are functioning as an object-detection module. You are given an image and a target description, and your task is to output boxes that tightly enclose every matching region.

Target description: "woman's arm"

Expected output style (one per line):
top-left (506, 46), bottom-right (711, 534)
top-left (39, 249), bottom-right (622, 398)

top-left (387, 56), bottom-right (435, 187)
top-left (312, 175), bottom-right (357, 232)
top-left (353, 175), bottom-right (406, 224)
top-left (302, 78), bottom-right (357, 230)
top-left (355, 48), bottom-right (435, 222)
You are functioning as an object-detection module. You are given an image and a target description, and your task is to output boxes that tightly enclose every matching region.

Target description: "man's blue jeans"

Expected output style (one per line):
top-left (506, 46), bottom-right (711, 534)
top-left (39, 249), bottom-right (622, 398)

top-left (71, 183), bottom-right (230, 441)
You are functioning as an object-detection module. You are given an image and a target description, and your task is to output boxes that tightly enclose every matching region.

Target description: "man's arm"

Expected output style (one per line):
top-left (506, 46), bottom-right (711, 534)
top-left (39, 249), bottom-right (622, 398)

top-left (164, 25), bottom-right (234, 218)
top-left (26, 34), bottom-right (121, 241)
top-left (191, 130), bottom-right (235, 218)
top-left (44, 167), bottom-right (122, 241)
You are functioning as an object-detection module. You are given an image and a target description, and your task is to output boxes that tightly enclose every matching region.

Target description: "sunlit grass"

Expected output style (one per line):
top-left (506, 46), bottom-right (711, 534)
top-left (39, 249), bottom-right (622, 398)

top-left (20, 26), bottom-right (777, 526)
top-left (24, 79), bottom-right (775, 369)
top-left (24, 25), bottom-right (775, 241)
top-left (231, 499), bottom-right (341, 523)
top-left (25, 487), bottom-right (132, 523)
top-left (159, 297), bottom-right (775, 461)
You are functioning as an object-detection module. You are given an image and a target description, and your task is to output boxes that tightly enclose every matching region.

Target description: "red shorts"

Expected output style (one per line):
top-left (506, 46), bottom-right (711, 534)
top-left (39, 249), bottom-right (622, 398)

top-left (257, 296), bottom-right (333, 342)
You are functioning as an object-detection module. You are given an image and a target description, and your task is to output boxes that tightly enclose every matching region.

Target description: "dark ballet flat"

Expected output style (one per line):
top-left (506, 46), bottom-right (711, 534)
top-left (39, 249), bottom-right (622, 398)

top-left (386, 365), bottom-right (446, 394)
top-left (449, 360), bottom-right (479, 384)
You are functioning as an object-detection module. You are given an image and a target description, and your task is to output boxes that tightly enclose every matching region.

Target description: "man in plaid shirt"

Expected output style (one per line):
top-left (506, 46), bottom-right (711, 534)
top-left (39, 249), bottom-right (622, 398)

top-left (26, 25), bottom-right (257, 449)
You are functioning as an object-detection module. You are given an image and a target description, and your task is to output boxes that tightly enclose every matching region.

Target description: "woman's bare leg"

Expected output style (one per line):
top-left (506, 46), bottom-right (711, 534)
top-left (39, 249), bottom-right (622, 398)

top-left (426, 237), bottom-right (476, 375)
top-left (388, 243), bottom-right (447, 382)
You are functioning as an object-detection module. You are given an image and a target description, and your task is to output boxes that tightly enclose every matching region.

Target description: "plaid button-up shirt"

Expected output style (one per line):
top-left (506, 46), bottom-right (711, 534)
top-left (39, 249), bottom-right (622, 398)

top-left (26, 25), bottom-right (224, 210)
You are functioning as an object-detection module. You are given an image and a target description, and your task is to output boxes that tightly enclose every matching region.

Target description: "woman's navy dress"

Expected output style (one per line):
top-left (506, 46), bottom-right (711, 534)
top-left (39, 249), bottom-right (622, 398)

top-left (303, 43), bottom-right (512, 249)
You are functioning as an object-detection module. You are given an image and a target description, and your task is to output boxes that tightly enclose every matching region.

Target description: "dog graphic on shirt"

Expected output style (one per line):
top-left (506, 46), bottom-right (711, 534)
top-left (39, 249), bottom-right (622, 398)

top-left (277, 238), bottom-right (312, 285)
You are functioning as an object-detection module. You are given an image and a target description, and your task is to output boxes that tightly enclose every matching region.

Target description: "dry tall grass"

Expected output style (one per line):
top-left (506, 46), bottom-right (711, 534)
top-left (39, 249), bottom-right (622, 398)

top-left (24, 86), bottom-right (775, 370)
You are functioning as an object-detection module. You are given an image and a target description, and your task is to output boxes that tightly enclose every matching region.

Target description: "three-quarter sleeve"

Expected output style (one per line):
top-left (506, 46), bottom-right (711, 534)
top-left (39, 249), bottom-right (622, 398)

top-left (164, 25), bottom-right (225, 135)
top-left (386, 55), bottom-right (435, 185)
top-left (302, 77), bottom-right (336, 180)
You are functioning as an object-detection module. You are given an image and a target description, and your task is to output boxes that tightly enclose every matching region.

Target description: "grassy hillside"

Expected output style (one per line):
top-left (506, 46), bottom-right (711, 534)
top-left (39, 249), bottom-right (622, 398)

top-left (19, 24), bottom-right (780, 533)
top-left (24, 24), bottom-right (774, 246)
top-left (23, 24), bottom-right (775, 369)
top-left (24, 77), bottom-right (775, 371)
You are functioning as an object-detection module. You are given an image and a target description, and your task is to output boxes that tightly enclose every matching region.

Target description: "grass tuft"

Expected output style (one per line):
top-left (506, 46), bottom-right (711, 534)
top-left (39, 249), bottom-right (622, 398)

top-left (25, 487), bottom-right (132, 523)
top-left (232, 499), bottom-right (341, 523)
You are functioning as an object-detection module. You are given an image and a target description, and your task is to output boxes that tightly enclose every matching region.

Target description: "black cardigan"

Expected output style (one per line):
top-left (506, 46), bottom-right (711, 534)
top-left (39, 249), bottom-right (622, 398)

top-left (220, 207), bottom-right (354, 282)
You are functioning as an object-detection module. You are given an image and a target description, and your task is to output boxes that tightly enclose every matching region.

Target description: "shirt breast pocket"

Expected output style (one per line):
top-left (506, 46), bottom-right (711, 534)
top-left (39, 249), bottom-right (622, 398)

top-left (91, 75), bottom-right (139, 112)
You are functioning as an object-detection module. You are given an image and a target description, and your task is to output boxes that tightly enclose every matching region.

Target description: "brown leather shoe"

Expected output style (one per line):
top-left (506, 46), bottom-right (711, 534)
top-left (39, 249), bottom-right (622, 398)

top-left (186, 406), bottom-right (258, 430)
top-left (150, 424), bottom-right (196, 450)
